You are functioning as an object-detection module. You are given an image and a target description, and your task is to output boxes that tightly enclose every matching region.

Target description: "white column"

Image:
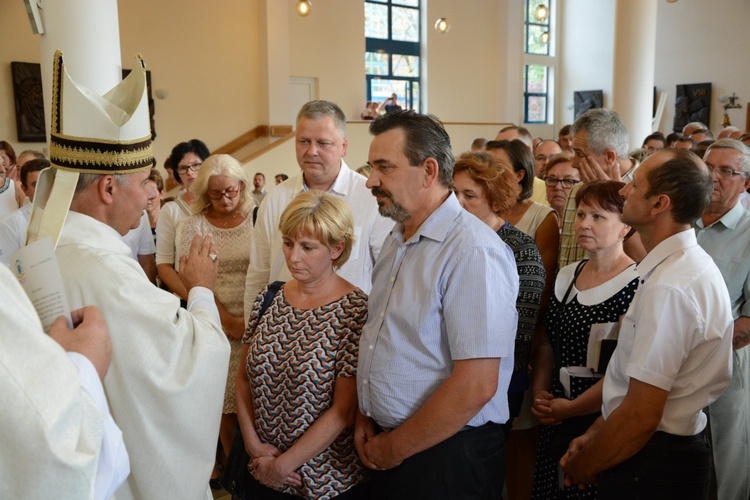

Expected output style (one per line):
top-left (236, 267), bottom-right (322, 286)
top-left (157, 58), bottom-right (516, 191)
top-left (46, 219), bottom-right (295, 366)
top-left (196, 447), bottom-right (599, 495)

top-left (612, 0), bottom-right (658, 149)
top-left (258, 0), bottom-right (292, 127)
top-left (39, 0), bottom-right (122, 139)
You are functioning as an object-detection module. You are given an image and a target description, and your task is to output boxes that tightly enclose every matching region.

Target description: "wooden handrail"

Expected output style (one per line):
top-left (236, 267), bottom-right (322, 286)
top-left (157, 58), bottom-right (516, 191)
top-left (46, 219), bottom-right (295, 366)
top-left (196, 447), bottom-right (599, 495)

top-left (213, 125), bottom-right (268, 155)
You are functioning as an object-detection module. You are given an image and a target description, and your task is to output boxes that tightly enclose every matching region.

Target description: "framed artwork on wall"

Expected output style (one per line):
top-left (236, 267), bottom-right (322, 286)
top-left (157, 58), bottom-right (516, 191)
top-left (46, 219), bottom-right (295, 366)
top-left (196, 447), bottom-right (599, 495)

top-left (673, 83), bottom-right (711, 133)
top-left (11, 62), bottom-right (46, 142)
top-left (574, 90), bottom-right (603, 120)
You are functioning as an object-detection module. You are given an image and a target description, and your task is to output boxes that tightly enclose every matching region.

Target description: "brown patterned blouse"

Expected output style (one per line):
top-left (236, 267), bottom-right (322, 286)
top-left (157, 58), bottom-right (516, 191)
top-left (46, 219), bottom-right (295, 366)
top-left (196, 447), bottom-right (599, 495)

top-left (242, 285), bottom-right (367, 499)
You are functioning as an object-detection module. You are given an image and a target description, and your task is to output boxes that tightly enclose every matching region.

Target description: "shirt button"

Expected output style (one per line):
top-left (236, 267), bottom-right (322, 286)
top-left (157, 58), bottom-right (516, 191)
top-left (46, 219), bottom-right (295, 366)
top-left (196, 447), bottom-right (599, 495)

top-left (369, 345), bottom-right (374, 350)
top-left (367, 412), bottom-right (372, 417)
top-left (380, 312), bottom-right (384, 318)
top-left (363, 379), bottom-right (368, 384)
top-left (390, 276), bottom-right (395, 282)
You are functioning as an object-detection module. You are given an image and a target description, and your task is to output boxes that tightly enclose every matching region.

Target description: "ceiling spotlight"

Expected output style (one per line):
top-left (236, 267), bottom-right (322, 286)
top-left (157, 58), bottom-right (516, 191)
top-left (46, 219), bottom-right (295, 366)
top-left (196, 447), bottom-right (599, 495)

top-left (434, 17), bottom-right (450, 34)
top-left (534, 4), bottom-right (549, 22)
top-left (296, 0), bottom-right (311, 17)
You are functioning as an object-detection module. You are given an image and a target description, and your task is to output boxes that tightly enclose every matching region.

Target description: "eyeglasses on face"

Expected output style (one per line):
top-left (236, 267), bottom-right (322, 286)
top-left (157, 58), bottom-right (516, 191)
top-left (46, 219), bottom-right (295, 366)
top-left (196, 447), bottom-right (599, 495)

top-left (207, 184), bottom-right (241, 200)
top-left (708, 165), bottom-right (748, 180)
top-left (544, 176), bottom-right (580, 188)
top-left (176, 162), bottom-right (203, 174)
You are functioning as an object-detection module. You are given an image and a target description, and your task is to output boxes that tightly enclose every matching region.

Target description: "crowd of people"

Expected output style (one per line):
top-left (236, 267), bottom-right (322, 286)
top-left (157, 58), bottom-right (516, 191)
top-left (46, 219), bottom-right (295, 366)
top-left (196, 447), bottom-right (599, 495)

top-left (2, 84), bottom-right (749, 500)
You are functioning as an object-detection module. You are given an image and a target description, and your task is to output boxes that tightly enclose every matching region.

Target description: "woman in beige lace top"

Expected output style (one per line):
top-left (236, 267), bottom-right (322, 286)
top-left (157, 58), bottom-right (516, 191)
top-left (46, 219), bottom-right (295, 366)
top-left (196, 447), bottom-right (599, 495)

top-left (176, 153), bottom-right (254, 486)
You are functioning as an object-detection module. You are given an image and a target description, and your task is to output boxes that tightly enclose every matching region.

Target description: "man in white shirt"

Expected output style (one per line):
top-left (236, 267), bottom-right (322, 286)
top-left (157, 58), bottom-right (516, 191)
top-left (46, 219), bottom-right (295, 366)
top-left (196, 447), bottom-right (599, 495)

top-left (561, 149), bottom-right (733, 498)
top-left (244, 100), bottom-right (393, 321)
top-left (251, 172), bottom-right (267, 207)
top-left (0, 158), bottom-right (48, 266)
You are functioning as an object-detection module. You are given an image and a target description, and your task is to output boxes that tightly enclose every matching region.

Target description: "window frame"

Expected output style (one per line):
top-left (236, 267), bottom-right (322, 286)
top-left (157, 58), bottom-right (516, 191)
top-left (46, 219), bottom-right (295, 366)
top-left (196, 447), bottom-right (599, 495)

top-left (522, 0), bottom-right (555, 125)
top-left (365, 0), bottom-right (421, 112)
top-left (524, 64), bottom-right (549, 124)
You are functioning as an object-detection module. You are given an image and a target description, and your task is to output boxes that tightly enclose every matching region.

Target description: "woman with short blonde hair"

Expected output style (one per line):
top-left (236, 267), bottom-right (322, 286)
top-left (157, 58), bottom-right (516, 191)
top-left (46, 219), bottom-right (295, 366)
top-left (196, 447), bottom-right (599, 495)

top-left (238, 190), bottom-right (367, 499)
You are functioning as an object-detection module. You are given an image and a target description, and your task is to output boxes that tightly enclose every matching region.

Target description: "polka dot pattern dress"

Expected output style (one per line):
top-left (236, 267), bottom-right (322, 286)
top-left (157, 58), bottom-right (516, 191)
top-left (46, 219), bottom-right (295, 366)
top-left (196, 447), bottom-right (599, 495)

top-left (532, 261), bottom-right (639, 499)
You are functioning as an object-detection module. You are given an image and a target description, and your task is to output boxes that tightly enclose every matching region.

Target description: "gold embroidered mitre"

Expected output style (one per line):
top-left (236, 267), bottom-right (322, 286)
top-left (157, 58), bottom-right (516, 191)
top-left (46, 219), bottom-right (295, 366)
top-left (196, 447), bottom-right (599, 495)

top-left (49, 50), bottom-right (153, 173)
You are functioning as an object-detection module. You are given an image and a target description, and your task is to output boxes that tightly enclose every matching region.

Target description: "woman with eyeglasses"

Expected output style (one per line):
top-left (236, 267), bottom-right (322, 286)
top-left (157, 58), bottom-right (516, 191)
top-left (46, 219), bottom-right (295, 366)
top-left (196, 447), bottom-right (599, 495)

top-left (156, 139), bottom-right (210, 300)
top-left (543, 152), bottom-right (580, 229)
top-left (176, 154), bottom-right (254, 489)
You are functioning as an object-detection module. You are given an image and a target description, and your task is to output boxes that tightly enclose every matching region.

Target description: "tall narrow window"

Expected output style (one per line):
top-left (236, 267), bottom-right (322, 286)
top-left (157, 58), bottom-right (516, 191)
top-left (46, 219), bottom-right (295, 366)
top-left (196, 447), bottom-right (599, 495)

top-left (524, 65), bottom-right (548, 124)
top-left (525, 1), bottom-right (550, 56)
top-left (523, 0), bottom-right (554, 124)
top-left (365, 0), bottom-right (421, 112)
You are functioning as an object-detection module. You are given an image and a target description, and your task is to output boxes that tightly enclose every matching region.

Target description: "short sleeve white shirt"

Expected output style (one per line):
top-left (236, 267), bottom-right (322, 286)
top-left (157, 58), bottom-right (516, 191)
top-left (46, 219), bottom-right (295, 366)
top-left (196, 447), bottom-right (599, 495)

top-left (602, 229), bottom-right (733, 435)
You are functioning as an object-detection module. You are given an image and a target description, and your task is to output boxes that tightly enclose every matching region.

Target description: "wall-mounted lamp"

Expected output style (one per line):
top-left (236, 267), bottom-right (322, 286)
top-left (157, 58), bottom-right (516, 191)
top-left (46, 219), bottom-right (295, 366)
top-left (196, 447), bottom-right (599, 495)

top-left (296, 0), bottom-right (311, 17)
top-left (434, 17), bottom-right (450, 33)
top-left (534, 4), bottom-right (549, 22)
top-left (541, 31), bottom-right (550, 44)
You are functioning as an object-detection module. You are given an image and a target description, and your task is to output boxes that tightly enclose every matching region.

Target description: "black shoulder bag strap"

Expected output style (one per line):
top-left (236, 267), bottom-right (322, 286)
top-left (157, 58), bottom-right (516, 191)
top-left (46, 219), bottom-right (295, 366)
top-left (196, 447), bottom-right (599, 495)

top-left (259, 280), bottom-right (284, 319)
top-left (553, 259), bottom-right (588, 375)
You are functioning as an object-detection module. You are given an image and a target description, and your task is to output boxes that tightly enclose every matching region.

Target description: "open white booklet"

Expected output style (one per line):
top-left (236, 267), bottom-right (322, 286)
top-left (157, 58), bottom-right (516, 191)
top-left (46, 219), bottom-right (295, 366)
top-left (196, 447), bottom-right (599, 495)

top-left (9, 236), bottom-right (72, 332)
top-left (560, 321), bottom-right (621, 398)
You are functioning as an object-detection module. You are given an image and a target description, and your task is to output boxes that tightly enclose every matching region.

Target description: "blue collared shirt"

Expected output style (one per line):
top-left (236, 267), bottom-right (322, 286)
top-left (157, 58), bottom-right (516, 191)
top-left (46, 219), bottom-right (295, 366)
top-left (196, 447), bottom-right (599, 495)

top-left (694, 202), bottom-right (750, 319)
top-left (357, 193), bottom-right (519, 429)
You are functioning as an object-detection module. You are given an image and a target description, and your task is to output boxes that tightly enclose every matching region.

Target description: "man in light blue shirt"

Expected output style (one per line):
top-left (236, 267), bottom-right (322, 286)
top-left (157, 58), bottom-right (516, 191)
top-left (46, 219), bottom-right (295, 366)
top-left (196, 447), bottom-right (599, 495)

top-left (695, 139), bottom-right (750, 500)
top-left (355, 110), bottom-right (519, 498)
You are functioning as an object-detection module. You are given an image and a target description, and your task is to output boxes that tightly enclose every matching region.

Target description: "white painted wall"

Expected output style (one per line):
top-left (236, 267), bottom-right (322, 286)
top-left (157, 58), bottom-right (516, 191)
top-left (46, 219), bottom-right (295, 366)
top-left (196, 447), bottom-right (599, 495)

top-left (654, 0), bottom-right (750, 134)
top-left (424, 0), bottom-right (508, 122)
top-left (556, 0), bottom-right (750, 144)
top-left (557, 0), bottom-right (616, 129)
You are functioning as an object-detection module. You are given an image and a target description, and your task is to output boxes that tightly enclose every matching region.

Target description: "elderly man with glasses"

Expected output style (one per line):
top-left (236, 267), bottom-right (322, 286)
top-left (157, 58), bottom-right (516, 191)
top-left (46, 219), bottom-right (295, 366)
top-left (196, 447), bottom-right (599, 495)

top-left (694, 139), bottom-right (750, 500)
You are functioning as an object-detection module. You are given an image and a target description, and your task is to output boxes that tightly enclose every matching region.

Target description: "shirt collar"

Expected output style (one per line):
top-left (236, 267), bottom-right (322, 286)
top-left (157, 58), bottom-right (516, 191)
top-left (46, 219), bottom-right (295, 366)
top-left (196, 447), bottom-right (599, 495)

top-left (636, 228), bottom-right (697, 281)
top-left (391, 191), bottom-right (460, 245)
top-left (694, 201), bottom-right (746, 231)
top-left (299, 159), bottom-right (350, 196)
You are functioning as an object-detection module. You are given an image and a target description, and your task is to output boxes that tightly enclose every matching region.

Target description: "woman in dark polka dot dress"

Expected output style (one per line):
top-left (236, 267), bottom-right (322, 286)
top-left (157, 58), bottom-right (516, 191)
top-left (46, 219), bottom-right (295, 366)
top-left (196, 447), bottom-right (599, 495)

top-left (530, 182), bottom-right (639, 499)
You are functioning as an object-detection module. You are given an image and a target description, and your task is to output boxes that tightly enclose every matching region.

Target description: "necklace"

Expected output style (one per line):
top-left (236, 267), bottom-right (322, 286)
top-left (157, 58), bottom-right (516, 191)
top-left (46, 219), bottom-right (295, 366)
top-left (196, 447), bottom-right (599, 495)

top-left (207, 211), bottom-right (243, 228)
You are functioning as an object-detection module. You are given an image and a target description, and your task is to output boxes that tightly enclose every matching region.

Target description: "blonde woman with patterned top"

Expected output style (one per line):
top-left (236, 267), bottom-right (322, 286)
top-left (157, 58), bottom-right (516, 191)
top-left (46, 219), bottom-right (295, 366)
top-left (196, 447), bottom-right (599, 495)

top-left (238, 191), bottom-right (367, 499)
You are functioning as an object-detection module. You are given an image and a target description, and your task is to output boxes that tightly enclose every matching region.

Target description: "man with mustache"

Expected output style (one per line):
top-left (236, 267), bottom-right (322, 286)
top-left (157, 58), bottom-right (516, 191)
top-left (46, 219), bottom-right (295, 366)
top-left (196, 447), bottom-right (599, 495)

top-left (355, 110), bottom-right (519, 498)
top-left (244, 100), bottom-right (392, 321)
